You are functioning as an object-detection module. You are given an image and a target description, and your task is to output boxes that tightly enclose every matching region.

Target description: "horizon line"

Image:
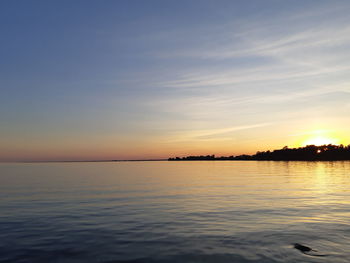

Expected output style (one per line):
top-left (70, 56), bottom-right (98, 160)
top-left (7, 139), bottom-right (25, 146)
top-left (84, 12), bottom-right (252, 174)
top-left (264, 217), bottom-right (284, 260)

top-left (0, 159), bottom-right (169, 164)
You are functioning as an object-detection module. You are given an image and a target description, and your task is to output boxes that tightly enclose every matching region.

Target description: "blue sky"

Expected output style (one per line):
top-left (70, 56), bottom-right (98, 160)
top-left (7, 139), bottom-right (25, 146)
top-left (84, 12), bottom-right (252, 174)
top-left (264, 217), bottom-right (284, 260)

top-left (1, 0), bottom-right (350, 161)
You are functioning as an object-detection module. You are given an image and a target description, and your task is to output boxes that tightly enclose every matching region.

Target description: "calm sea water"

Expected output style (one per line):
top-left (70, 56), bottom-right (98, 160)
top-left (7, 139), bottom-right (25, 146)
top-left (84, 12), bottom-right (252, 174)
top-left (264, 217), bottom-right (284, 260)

top-left (1, 161), bottom-right (350, 263)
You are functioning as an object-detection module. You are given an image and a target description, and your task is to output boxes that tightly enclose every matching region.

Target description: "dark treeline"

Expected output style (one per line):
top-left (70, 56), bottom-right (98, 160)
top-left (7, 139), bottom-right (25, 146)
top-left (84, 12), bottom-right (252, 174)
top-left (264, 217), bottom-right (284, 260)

top-left (168, 144), bottom-right (350, 161)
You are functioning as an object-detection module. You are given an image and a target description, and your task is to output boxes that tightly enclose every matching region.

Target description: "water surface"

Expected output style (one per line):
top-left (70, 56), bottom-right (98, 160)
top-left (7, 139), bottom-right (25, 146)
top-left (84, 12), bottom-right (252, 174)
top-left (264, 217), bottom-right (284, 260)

top-left (1, 161), bottom-right (350, 262)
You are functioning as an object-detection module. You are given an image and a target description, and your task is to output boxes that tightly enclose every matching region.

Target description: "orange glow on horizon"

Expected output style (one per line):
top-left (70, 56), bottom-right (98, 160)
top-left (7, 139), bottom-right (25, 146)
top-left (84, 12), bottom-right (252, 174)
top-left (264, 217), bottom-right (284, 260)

top-left (301, 129), bottom-right (341, 147)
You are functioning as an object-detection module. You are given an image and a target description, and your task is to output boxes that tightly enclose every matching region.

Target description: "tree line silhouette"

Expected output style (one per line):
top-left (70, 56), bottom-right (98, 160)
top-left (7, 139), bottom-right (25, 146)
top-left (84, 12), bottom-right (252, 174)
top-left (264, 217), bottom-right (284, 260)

top-left (168, 144), bottom-right (350, 161)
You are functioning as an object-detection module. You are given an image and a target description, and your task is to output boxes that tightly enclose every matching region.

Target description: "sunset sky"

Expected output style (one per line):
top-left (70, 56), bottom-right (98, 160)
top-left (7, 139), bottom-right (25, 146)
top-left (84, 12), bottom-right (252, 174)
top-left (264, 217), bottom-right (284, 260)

top-left (1, 0), bottom-right (350, 161)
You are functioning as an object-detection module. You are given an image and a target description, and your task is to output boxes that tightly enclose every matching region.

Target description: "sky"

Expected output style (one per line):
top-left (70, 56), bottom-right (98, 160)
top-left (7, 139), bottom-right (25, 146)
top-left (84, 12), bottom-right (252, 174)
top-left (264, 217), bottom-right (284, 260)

top-left (1, 0), bottom-right (350, 161)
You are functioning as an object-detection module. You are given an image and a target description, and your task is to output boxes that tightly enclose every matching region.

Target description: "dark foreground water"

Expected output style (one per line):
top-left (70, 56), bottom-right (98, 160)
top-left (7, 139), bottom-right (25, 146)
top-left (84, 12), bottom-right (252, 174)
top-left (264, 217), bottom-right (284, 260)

top-left (1, 161), bottom-right (350, 263)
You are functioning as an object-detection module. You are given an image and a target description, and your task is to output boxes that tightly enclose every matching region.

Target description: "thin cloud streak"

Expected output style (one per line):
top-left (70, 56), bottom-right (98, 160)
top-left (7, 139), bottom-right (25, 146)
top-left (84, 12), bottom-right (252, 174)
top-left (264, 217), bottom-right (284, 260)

top-left (167, 122), bottom-right (272, 142)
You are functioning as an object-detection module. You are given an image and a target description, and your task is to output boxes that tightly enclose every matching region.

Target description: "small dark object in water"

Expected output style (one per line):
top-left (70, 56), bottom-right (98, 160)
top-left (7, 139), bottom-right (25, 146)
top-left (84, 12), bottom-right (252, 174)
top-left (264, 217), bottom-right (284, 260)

top-left (293, 243), bottom-right (327, 257)
top-left (294, 243), bottom-right (314, 252)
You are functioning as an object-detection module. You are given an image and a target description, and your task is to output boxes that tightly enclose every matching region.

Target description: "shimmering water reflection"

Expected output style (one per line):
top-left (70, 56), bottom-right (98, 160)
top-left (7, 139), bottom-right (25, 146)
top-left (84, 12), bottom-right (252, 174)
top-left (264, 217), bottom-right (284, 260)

top-left (1, 161), bottom-right (350, 262)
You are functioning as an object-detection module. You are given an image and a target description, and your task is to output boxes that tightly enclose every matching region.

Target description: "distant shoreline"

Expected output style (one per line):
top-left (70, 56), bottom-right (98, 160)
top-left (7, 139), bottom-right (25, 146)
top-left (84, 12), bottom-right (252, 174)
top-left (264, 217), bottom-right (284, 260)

top-left (2, 145), bottom-right (350, 163)
top-left (169, 144), bottom-right (350, 162)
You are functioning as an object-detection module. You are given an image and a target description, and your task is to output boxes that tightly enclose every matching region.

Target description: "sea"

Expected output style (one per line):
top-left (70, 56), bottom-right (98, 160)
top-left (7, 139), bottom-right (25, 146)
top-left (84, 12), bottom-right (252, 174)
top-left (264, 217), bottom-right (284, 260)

top-left (1, 161), bottom-right (350, 263)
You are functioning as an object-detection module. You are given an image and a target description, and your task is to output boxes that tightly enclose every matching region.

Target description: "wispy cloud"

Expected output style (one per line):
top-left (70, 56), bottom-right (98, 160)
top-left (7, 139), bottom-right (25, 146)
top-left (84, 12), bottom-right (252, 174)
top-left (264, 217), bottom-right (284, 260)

top-left (152, 4), bottom-right (350, 101)
top-left (168, 122), bottom-right (272, 142)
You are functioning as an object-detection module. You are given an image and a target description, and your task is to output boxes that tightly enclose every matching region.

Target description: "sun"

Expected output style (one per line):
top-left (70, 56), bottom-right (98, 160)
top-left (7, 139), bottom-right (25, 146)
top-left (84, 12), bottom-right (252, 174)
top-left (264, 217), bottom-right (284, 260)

top-left (303, 136), bottom-right (339, 146)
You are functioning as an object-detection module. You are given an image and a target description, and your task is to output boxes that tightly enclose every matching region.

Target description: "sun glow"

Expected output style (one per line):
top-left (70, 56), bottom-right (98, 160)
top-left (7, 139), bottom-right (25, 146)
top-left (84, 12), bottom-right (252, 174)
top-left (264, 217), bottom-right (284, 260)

top-left (303, 136), bottom-right (339, 146)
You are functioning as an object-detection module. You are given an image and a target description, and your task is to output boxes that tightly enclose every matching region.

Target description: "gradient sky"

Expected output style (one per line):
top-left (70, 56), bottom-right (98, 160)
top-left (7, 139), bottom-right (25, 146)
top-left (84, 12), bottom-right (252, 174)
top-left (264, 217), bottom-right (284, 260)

top-left (1, 0), bottom-right (350, 161)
